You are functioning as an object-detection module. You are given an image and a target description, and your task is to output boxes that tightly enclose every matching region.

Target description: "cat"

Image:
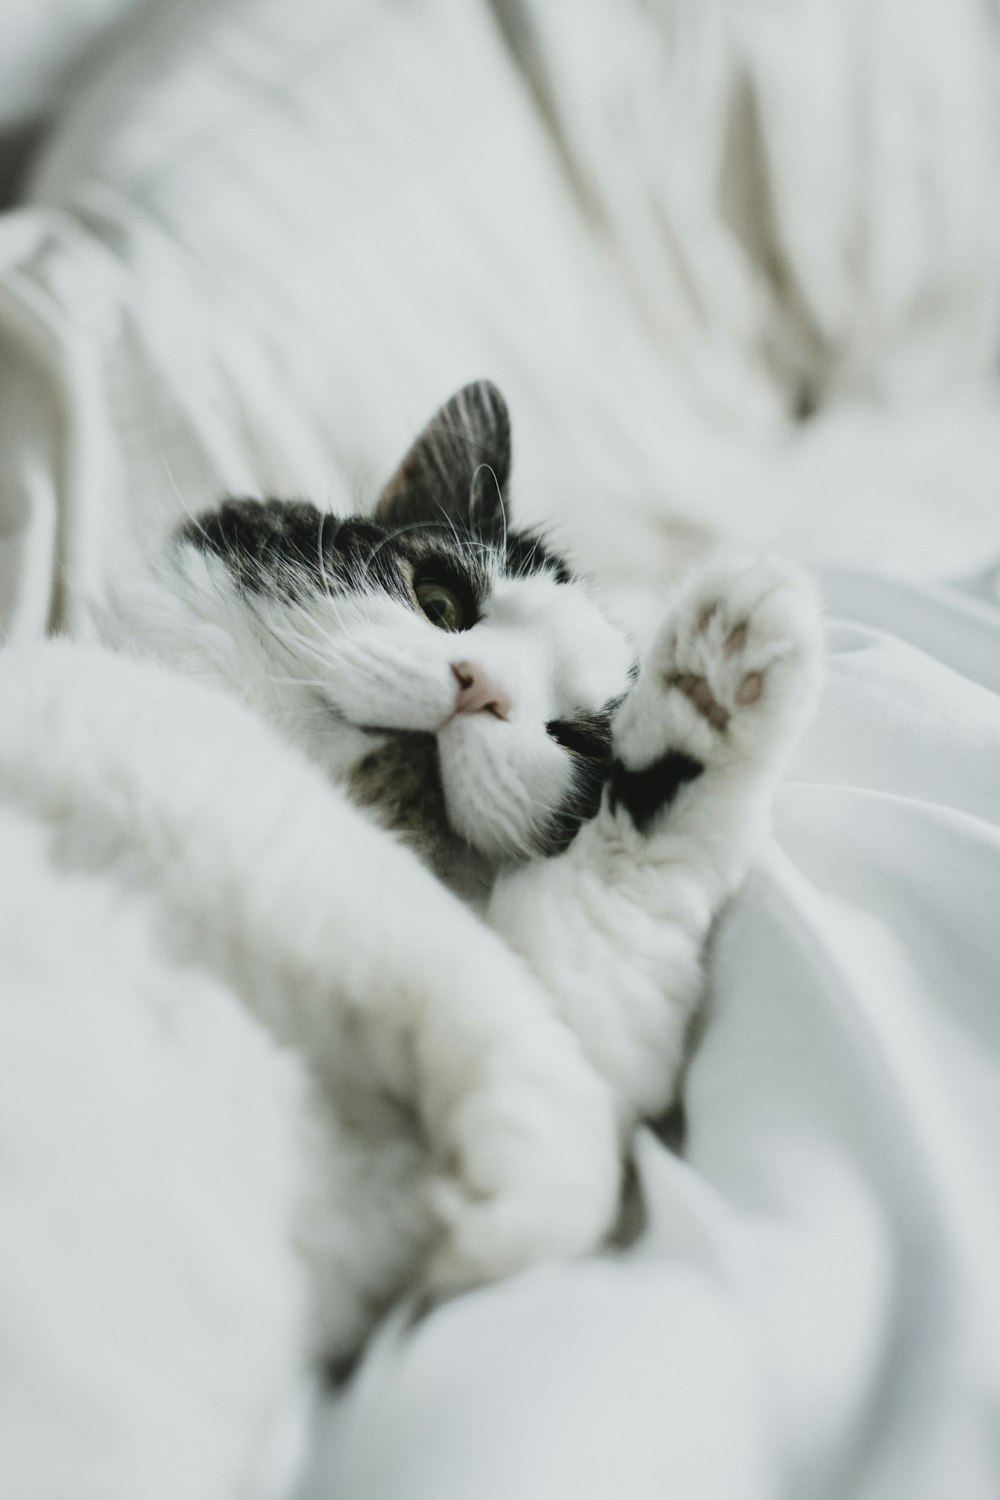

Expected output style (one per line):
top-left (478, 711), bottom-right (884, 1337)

top-left (3, 380), bottom-right (822, 1362)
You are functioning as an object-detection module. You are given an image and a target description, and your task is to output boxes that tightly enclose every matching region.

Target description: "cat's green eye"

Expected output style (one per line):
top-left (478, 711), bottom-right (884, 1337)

top-left (415, 578), bottom-right (467, 632)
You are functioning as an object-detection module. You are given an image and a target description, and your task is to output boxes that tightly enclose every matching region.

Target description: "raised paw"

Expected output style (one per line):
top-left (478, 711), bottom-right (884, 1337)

top-left (612, 555), bottom-right (823, 786)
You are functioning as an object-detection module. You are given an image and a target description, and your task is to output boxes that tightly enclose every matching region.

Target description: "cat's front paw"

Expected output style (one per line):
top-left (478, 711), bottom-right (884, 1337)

top-left (615, 556), bottom-right (823, 780)
top-left (421, 1035), bottom-right (620, 1299)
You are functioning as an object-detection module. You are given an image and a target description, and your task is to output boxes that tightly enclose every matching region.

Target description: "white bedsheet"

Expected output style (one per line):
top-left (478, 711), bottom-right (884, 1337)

top-left (295, 573), bottom-right (1000, 1500)
top-left (1, 3), bottom-right (999, 1497)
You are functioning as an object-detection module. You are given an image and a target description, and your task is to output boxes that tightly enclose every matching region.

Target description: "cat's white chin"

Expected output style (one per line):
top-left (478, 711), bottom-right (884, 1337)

top-left (437, 714), bottom-right (569, 861)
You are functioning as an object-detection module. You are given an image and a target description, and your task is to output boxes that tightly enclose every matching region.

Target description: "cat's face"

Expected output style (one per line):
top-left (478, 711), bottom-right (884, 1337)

top-left (172, 382), bottom-right (634, 883)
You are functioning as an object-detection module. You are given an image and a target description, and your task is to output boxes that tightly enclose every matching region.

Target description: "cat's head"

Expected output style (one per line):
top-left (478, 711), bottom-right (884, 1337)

top-left (171, 382), bottom-right (635, 884)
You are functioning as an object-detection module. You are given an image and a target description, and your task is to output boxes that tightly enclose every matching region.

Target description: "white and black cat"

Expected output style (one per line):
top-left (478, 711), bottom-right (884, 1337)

top-left (3, 381), bottom-right (822, 1361)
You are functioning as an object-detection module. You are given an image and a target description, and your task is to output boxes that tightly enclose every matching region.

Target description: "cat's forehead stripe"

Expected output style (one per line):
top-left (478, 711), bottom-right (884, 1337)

top-left (179, 497), bottom-right (574, 605)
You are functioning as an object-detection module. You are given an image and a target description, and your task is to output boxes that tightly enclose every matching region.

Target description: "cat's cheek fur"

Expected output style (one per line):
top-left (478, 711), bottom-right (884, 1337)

top-left (301, 624), bottom-right (459, 735)
top-left (438, 718), bottom-right (571, 859)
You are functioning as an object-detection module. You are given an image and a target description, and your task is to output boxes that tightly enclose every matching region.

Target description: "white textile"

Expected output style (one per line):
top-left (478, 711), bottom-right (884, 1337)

top-left (296, 573), bottom-right (1000, 1500)
top-left (0, 2), bottom-right (999, 1498)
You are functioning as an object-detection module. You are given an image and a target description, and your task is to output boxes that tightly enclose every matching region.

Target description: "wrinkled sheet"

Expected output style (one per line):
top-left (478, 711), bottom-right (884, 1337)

top-left (1, 2), bottom-right (999, 1498)
top-left (296, 569), bottom-right (1000, 1500)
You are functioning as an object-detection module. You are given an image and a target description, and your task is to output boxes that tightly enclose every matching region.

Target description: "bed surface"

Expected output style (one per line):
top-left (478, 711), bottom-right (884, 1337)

top-left (1, 3), bottom-right (999, 1497)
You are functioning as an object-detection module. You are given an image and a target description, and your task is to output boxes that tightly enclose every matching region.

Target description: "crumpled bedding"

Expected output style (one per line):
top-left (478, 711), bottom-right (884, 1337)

top-left (298, 572), bottom-right (1000, 1500)
top-left (1, 2), bottom-right (1000, 1498)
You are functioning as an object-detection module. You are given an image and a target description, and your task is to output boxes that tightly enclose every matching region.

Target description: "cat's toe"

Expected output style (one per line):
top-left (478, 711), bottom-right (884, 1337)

top-left (699, 557), bottom-right (823, 756)
top-left (610, 555), bottom-right (822, 782)
top-left (659, 556), bottom-right (822, 756)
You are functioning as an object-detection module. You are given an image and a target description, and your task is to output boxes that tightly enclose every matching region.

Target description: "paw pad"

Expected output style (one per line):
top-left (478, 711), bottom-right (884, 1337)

top-left (670, 671), bottom-right (729, 730)
top-left (613, 556), bottom-right (822, 779)
top-left (735, 671), bottom-right (763, 706)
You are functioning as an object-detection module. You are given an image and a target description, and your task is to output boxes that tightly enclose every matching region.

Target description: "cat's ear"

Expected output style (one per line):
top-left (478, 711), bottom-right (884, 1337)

top-left (375, 380), bottom-right (511, 533)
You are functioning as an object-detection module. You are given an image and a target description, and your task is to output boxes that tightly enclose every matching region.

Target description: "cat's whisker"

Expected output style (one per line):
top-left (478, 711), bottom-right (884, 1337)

top-left (363, 519), bottom-right (449, 569)
top-left (157, 383), bottom-right (630, 885)
top-left (257, 614), bottom-right (332, 660)
top-left (440, 507), bottom-right (464, 555)
top-left (153, 419), bottom-right (207, 534)
top-left (359, 519), bottom-right (452, 594)
top-left (470, 462), bottom-right (507, 551)
top-left (269, 674), bottom-right (331, 689)
top-left (316, 509), bottom-right (337, 600)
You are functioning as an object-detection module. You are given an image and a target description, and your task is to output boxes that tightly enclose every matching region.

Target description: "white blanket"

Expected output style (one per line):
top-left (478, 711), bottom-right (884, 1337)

top-left (1, 3), bottom-right (1000, 1497)
top-left (298, 573), bottom-right (1000, 1500)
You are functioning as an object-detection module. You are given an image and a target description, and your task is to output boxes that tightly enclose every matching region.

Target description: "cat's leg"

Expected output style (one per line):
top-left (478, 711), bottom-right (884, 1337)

top-left (488, 556), bottom-right (824, 1129)
top-left (0, 642), bottom-right (620, 1350)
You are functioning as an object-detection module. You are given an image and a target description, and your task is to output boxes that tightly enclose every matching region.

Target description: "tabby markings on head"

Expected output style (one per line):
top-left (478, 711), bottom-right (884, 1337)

top-left (176, 381), bottom-right (633, 880)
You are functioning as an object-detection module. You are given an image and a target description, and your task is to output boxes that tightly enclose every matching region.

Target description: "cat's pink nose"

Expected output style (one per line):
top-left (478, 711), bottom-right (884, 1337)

top-left (451, 661), bottom-right (511, 720)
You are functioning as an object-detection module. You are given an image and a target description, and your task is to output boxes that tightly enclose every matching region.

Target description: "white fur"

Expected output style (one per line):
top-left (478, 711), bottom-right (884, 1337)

top-left (0, 639), bottom-right (619, 1360)
top-left (2, 545), bottom-right (822, 1370)
top-left (97, 542), bottom-right (636, 865)
top-left (491, 557), bottom-right (824, 1125)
